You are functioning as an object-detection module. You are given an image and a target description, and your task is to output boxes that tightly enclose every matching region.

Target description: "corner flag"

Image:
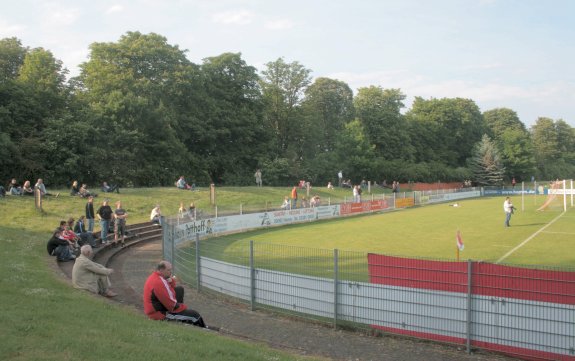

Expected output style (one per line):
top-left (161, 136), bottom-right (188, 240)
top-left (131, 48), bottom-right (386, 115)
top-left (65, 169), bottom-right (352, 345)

top-left (456, 230), bottom-right (464, 251)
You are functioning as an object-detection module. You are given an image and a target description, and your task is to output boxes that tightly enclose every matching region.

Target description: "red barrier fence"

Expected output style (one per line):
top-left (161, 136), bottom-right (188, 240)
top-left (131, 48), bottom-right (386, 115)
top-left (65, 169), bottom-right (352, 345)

top-left (367, 254), bottom-right (575, 305)
top-left (367, 254), bottom-right (575, 360)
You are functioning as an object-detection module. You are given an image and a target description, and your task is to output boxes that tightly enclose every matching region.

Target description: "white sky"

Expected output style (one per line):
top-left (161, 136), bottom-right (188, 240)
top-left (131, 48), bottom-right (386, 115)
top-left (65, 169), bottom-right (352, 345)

top-left (1, 0), bottom-right (574, 127)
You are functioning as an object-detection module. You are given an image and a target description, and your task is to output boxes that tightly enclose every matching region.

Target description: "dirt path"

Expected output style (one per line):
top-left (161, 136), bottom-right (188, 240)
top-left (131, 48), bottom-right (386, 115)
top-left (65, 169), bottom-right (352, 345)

top-left (107, 241), bottom-right (517, 361)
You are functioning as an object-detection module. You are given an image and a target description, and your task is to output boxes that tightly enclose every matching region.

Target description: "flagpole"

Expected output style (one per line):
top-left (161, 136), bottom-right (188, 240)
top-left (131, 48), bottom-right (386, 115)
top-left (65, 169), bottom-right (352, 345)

top-left (456, 246), bottom-right (460, 261)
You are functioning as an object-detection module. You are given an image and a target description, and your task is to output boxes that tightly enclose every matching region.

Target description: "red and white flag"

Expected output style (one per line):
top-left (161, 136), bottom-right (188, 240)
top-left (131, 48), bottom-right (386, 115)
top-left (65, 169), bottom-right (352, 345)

top-left (456, 230), bottom-right (464, 251)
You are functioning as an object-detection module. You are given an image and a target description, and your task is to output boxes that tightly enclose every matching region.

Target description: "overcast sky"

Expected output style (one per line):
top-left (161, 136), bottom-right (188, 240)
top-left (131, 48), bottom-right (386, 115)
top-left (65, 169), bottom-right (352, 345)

top-left (2, 0), bottom-right (574, 127)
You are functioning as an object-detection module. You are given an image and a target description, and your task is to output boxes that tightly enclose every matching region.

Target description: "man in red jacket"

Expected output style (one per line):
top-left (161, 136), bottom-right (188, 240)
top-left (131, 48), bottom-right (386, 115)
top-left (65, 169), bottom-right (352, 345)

top-left (143, 261), bottom-right (205, 327)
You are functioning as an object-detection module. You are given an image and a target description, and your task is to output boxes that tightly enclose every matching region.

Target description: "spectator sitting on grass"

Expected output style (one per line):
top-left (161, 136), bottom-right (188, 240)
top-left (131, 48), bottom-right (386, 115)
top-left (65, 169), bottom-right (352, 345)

top-left (21, 180), bottom-right (34, 196)
top-left (310, 195), bottom-right (321, 207)
top-left (70, 180), bottom-right (80, 196)
top-left (35, 178), bottom-right (59, 197)
top-left (79, 183), bottom-right (97, 198)
top-left (176, 176), bottom-right (191, 190)
top-left (72, 245), bottom-right (116, 297)
top-left (9, 178), bottom-right (22, 195)
top-left (280, 196), bottom-right (290, 210)
top-left (101, 181), bottom-right (120, 193)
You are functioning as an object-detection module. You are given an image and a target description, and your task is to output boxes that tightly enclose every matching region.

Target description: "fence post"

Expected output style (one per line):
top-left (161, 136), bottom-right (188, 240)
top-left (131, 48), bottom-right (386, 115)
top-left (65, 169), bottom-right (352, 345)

top-left (161, 215), bottom-right (167, 259)
top-left (240, 203), bottom-right (243, 215)
top-left (195, 233), bottom-right (201, 292)
top-left (333, 248), bottom-right (339, 329)
top-left (170, 224), bottom-right (175, 265)
top-left (250, 240), bottom-right (255, 311)
top-left (466, 259), bottom-right (472, 353)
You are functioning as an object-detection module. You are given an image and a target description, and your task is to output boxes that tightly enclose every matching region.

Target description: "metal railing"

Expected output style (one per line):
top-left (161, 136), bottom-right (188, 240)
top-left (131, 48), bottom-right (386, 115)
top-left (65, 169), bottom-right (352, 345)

top-left (161, 187), bottom-right (575, 360)
top-left (164, 234), bottom-right (574, 361)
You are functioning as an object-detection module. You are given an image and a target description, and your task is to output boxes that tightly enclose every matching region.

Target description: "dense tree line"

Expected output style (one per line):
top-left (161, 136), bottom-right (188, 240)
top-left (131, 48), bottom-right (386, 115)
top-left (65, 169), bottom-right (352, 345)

top-left (1, 33), bottom-right (574, 188)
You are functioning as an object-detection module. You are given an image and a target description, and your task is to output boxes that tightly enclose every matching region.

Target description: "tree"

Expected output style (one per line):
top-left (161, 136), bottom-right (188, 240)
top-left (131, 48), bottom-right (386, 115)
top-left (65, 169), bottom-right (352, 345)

top-left (531, 117), bottom-right (575, 179)
top-left (76, 32), bottom-right (196, 185)
top-left (483, 108), bottom-right (535, 181)
top-left (260, 57), bottom-right (312, 159)
top-left (497, 128), bottom-right (535, 181)
top-left (407, 97), bottom-right (485, 167)
top-left (354, 87), bottom-right (412, 161)
top-left (531, 117), bottom-right (560, 166)
top-left (17, 47), bottom-right (68, 115)
top-left (199, 52), bottom-right (265, 184)
top-left (468, 134), bottom-right (505, 186)
top-left (332, 119), bottom-right (378, 182)
top-left (301, 77), bottom-right (354, 153)
top-left (0, 46), bottom-right (71, 183)
top-left (555, 119), bottom-right (575, 164)
top-left (0, 37), bottom-right (27, 82)
top-left (483, 108), bottom-right (525, 138)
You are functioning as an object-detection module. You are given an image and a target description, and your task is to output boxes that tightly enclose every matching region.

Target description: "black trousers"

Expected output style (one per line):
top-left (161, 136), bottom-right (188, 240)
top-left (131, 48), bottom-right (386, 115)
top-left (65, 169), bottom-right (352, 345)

top-left (165, 286), bottom-right (206, 328)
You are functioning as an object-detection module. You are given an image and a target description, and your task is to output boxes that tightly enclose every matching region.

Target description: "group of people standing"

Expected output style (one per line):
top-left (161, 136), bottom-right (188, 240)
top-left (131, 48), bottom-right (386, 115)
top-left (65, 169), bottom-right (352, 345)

top-left (46, 196), bottom-right (129, 265)
top-left (94, 198), bottom-right (129, 247)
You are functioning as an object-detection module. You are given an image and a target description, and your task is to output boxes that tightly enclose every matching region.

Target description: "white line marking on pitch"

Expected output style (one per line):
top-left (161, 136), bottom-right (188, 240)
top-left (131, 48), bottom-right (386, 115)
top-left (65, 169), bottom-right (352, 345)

top-left (541, 231), bottom-right (575, 235)
top-left (496, 212), bottom-right (566, 264)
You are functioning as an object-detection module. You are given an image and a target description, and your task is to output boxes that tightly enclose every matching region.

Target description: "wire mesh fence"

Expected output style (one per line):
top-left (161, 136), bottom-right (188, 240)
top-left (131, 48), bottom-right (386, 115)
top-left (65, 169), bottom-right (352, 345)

top-left (159, 188), bottom-right (574, 360)
top-left (163, 223), bottom-right (574, 361)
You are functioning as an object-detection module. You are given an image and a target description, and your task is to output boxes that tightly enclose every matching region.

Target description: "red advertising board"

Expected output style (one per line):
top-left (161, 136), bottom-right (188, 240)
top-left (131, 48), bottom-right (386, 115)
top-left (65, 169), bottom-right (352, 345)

top-left (340, 199), bottom-right (388, 216)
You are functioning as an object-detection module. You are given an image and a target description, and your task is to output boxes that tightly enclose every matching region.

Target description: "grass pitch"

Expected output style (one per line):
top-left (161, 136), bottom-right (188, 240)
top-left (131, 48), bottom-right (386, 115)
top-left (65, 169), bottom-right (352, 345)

top-left (208, 195), bottom-right (575, 269)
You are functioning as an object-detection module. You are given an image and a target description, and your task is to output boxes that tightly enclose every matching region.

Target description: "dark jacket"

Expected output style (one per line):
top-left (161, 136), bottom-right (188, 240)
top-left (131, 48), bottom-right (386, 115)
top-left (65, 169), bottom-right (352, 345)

top-left (46, 230), bottom-right (68, 255)
top-left (86, 202), bottom-right (95, 219)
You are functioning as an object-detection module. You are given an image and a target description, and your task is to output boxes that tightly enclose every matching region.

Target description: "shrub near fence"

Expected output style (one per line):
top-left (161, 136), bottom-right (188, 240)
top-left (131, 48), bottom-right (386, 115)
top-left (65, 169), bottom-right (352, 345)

top-left (163, 188), bottom-right (575, 360)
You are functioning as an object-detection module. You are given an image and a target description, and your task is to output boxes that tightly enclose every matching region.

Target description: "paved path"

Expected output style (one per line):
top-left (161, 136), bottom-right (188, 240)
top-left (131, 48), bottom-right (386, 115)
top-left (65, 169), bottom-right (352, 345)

top-left (105, 240), bottom-right (517, 361)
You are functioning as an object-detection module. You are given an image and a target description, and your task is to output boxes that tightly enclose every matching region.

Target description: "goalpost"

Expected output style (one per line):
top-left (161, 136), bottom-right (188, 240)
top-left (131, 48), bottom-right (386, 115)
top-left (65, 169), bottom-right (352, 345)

top-left (537, 179), bottom-right (574, 212)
